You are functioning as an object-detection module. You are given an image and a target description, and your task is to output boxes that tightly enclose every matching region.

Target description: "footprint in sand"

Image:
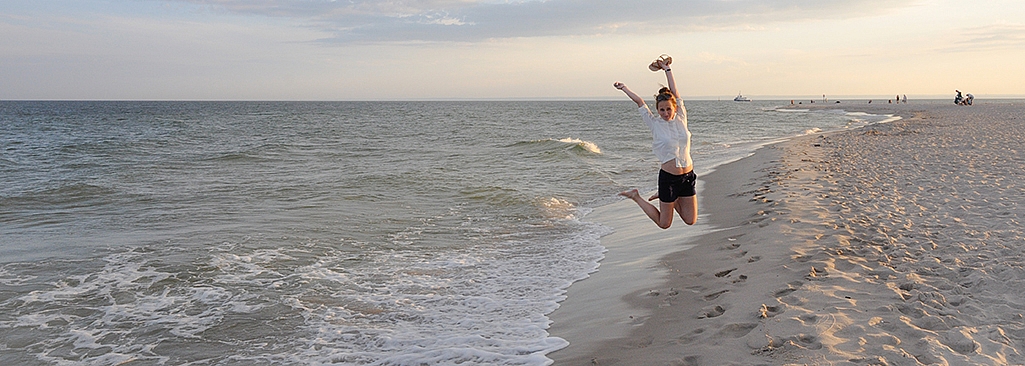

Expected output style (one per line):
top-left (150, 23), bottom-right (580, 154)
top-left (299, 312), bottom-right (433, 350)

top-left (773, 283), bottom-right (806, 301)
top-left (698, 305), bottom-right (726, 319)
top-left (714, 323), bottom-right (758, 338)
top-left (748, 256), bottom-right (761, 263)
top-left (714, 268), bottom-right (737, 278)
top-left (781, 334), bottom-right (823, 350)
top-left (759, 303), bottom-right (785, 318)
top-left (675, 328), bottom-right (704, 344)
top-left (942, 328), bottom-right (981, 355)
top-left (704, 289), bottom-right (729, 301)
top-left (774, 287), bottom-right (797, 297)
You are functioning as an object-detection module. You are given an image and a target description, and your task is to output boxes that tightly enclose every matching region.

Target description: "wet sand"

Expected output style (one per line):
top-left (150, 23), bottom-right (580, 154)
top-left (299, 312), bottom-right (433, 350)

top-left (549, 101), bottom-right (1025, 365)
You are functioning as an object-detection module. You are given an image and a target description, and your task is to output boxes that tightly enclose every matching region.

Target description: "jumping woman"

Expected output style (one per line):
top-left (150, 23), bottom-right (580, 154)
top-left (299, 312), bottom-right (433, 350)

top-left (614, 55), bottom-right (697, 229)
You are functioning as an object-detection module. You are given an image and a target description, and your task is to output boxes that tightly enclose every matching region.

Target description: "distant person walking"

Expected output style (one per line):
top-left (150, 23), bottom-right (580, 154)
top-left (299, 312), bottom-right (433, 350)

top-left (613, 54), bottom-right (697, 229)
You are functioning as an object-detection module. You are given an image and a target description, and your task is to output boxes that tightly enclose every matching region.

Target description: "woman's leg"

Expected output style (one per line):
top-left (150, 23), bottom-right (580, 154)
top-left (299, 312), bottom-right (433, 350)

top-left (674, 195), bottom-right (698, 225)
top-left (619, 189), bottom-right (675, 229)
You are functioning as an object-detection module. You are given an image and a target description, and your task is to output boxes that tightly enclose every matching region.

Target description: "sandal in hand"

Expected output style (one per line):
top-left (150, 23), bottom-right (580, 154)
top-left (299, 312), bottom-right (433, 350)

top-left (648, 54), bottom-right (672, 71)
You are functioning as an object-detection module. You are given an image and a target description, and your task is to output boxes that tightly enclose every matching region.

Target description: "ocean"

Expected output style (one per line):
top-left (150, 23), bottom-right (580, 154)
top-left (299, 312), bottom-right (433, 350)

top-left (0, 100), bottom-right (894, 365)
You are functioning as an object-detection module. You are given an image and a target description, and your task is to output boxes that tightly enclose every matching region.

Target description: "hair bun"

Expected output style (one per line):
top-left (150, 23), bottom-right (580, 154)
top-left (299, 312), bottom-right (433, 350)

top-left (654, 87), bottom-right (677, 103)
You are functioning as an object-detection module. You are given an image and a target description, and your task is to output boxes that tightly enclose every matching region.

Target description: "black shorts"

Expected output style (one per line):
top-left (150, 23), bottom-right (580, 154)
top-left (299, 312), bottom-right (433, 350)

top-left (658, 169), bottom-right (697, 203)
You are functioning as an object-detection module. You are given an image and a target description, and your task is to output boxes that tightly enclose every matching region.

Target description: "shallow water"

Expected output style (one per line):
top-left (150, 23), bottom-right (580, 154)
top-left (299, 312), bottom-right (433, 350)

top-left (0, 100), bottom-right (892, 365)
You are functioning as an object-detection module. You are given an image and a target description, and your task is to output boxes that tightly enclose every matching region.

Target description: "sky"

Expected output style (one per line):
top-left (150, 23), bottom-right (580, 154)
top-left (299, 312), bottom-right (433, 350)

top-left (2, 0), bottom-right (1024, 100)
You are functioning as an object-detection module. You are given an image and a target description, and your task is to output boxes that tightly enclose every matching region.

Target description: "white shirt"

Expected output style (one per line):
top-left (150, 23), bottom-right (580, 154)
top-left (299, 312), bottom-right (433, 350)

top-left (640, 100), bottom-right (692, 169)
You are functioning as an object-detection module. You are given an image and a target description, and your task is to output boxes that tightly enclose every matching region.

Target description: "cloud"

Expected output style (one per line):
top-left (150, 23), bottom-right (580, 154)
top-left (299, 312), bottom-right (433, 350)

top-left (953, 23), bottom-right (1025, 51)
top-left (172, 0), bottom-right (915, 43)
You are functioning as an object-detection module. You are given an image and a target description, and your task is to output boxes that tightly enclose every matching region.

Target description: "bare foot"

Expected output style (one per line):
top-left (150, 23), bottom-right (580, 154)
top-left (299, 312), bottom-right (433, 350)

top-left (619, 189), bottom-right (640, 199)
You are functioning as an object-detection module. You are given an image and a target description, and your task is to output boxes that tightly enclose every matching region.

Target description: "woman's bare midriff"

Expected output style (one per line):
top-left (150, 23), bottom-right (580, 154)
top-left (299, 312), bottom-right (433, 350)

top-left (660, 160), bottom-right (692, 175)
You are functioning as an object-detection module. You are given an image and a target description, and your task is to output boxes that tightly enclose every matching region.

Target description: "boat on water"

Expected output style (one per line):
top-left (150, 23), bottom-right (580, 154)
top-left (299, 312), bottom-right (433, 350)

top-left (733, 92), bottom-right (751, 102)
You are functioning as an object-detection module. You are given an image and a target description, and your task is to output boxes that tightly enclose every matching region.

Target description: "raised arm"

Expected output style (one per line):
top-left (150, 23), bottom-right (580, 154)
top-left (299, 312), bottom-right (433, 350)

top-left (659, 61), bottom-right (679, 100)
top-left (614, 82), bottom-right (645, 108)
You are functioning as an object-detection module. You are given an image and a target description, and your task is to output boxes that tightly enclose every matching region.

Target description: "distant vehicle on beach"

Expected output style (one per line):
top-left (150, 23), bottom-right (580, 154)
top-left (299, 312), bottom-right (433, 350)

top-left (733, 92), bottom-right (751, 102)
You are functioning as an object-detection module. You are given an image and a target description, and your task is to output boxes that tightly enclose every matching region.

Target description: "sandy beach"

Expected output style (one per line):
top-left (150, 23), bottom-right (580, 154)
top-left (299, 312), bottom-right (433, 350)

top-left (549, 100), bottom-right (1025, 365)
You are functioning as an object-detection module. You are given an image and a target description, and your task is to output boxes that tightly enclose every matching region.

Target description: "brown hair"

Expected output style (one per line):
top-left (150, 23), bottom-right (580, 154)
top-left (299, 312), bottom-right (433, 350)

top-left (654, 87), bottom-right (676, 107)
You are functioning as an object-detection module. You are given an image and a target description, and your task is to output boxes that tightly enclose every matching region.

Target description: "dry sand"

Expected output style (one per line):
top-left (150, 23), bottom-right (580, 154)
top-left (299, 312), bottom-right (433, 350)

top-left (549, 101), bottom-right (1025, 365)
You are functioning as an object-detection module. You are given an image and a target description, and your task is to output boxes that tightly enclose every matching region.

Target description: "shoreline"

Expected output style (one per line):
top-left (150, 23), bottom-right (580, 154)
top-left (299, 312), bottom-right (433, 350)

top-left (548, 129), bottom-right (800, 364)
top-left (549, 101), bottom-right (1025, 364)
top-left (547, 180), bottom-right (715, 360)
top-left (548, 103), bottom-right (915, 363)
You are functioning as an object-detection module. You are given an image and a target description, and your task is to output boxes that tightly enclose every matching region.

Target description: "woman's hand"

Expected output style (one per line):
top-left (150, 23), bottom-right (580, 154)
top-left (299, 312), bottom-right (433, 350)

top-left (615, 81), bottom-right (645, 107)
